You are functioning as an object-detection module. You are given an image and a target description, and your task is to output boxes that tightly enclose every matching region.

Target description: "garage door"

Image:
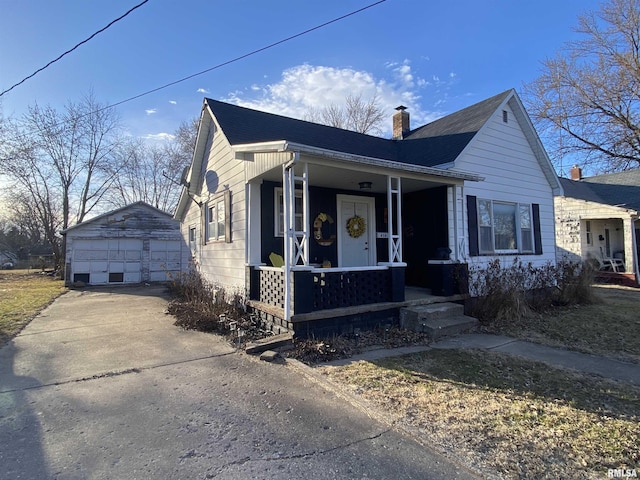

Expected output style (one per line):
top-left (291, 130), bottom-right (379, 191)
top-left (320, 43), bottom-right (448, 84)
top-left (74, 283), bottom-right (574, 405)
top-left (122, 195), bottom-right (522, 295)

top-left (149, 239), bottom-right (182, 282)
top-left (72, 239), bottom-right (143, 285)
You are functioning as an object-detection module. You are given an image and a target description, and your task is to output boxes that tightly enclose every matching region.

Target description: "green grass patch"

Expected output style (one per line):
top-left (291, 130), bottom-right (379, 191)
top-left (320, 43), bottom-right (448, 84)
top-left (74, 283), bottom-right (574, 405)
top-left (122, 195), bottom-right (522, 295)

top-left (0, 270), bottom-right (66, 345)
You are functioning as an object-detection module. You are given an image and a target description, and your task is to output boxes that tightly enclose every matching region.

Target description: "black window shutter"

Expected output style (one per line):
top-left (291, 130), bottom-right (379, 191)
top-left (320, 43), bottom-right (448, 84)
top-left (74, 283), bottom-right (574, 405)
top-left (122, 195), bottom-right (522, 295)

top-left (532, 203), bottom-right (542, 254)
top-left (467, 195), bottom-right (479, 256)
top-left (224, 190), bottom-right (232, 243)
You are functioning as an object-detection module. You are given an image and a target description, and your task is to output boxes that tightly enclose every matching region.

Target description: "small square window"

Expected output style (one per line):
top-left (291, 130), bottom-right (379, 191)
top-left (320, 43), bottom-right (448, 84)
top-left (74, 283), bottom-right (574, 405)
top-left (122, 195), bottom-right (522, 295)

top-left (74, 273), bottom-right (90, 283)
top-left (109, 272), bottom-right (124, 283)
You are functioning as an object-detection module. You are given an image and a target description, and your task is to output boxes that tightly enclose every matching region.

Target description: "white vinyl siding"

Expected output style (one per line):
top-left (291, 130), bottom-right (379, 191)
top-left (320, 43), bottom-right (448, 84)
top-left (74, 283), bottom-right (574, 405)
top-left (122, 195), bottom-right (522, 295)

top-left (458, 99), bottom-right (557, 267)
top-left (180, 113), bottom-right (246, 291)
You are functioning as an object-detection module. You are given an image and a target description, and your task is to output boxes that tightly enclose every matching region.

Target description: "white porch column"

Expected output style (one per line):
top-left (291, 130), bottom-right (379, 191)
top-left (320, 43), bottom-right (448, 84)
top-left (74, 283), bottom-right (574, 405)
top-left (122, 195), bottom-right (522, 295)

top-left (623, 217), bottom-right (635, 274)
top-left (282, 157), bottom-right (309, 320)
top-left (449, 185), bottom-right (466, 262)
top-left (631, 218), bottom-right (639, 285)
top-left (387, 176), bottom-right (402, 263)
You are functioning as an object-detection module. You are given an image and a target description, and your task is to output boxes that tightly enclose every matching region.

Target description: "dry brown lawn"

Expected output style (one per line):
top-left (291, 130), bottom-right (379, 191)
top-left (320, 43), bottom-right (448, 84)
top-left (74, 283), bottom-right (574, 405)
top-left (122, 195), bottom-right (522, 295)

top-left (484, 284), bottom-right (640, 364)
top-left (0, 269), bottom-right (66, 345)
top-left (316, 285), bottom-right (640, 479)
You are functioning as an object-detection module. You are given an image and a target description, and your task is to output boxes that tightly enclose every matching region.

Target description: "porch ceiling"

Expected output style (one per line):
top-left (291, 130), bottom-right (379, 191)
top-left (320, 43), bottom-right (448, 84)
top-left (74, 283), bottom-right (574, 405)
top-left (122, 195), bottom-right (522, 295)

top-left (256, 162), bottom-right (454, 193)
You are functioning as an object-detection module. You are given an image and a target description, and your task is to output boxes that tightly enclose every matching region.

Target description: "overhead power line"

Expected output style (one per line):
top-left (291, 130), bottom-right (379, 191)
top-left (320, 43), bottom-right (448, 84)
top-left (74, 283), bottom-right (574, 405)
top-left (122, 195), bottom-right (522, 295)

top-left (107, 0), bottom-right (387, 110)
top-left (0, 0), bottom-right (150, 98)
top-left (5, 0), bottom-right (388, 141)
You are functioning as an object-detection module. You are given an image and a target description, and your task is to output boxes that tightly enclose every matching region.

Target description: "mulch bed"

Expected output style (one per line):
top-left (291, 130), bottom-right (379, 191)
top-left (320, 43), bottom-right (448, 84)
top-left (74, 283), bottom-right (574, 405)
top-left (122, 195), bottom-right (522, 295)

top-left (168, 298), bottom-right (432, 363)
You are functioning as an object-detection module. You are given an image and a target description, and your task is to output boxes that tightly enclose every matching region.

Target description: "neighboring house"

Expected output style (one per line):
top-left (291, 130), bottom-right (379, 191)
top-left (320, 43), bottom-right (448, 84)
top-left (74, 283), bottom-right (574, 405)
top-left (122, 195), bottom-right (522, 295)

top-left (62, 202), bottom-right (187, 286)
top-left (555, 166), bottom-right (640, 285)
top-left (174, 89), bottom-right (562, 335)
top-left (0, 250), bottom-right (18, 268)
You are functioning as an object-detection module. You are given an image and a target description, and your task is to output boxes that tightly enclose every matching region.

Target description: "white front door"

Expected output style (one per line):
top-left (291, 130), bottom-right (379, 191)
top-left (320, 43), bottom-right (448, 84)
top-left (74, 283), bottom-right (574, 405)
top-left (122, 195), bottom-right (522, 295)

top-left (337, 195), bottom-right (376, 267)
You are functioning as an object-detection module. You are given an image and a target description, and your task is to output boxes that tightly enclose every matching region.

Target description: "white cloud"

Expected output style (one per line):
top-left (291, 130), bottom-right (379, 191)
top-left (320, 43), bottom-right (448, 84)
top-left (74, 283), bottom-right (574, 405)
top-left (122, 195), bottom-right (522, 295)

top-left (142, 132), bottom-right (175, 142)
top-left (197, 88), bottom-right (210, 94)
top-left (169, 100), bottom-right (177, 105)
top-left (145, 108), bottom-right (157, 115)
top-left (225, 62), bottom-right (448, 135)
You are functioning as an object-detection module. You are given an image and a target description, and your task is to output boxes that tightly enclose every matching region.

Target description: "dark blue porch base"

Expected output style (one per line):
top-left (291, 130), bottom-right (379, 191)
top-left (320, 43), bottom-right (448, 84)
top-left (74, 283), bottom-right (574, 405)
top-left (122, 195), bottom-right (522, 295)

top-left (246, 301), bottom-right (400, 338)
top-left (291, 308), bottom-right (399, 339)
top-left (248, 291), bottom-right (470, 339)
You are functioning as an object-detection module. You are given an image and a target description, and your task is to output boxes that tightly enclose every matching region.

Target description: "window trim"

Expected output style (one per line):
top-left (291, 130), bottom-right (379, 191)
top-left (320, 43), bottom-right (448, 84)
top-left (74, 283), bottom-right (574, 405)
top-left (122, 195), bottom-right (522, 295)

top-left (474, 198), bottom-right (535, 255)
top-left (204, 190), bottom-right (231, 244)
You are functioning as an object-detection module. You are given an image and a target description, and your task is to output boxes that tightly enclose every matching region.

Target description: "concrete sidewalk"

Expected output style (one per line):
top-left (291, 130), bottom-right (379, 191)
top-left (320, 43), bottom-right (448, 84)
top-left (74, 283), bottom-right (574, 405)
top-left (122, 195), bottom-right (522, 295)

top-left (324, 333), bottom-right (640, 386)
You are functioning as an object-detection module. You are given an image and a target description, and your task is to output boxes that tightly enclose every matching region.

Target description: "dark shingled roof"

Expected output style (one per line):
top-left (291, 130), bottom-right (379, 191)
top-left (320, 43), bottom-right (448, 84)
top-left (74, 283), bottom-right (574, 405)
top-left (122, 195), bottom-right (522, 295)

top-left (584, 169), bottom-right (640, 187)
top-left (204, 89), bottom-right (513, 168)
top-left (560, 171), bottom-right (640, 212)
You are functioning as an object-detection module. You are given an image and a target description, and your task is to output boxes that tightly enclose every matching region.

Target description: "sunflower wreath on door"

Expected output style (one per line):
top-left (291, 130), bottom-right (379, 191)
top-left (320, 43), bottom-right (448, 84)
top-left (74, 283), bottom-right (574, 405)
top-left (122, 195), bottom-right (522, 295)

top-left (346, 215), bottom-right (366, 238)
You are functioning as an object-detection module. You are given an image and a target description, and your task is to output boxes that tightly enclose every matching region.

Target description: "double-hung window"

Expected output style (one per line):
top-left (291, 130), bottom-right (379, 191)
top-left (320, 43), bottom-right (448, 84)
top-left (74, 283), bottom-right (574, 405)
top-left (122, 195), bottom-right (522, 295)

top-left (205, 190), bottom-right (231, 243)
top-left (274, 187), bottom-right (303, 237)
top-left (207, 198), bottom-right (225, 241)
top-left (476, 199), bottom-right (534, 254)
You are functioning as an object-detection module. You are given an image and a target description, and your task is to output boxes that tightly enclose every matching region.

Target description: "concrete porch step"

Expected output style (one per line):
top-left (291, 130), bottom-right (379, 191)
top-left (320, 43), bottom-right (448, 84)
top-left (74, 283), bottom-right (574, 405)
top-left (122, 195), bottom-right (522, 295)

top-left (245, 332), bottom-right (294, 355)
top-left (400, 302), bottom-right (478, 340)
top-left (418, 315), bottom-right (479, 340)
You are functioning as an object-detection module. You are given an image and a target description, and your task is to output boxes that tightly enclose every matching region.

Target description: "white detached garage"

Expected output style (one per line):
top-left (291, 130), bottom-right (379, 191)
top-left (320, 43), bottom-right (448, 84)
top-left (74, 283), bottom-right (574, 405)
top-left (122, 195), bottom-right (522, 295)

top-left (62, 202), bottom-right (186, 286)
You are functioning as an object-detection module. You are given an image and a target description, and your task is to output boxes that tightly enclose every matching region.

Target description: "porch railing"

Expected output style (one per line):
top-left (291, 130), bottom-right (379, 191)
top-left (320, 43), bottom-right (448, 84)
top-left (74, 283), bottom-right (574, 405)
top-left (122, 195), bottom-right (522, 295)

top-left (247, 265), bottom-right (405, 317)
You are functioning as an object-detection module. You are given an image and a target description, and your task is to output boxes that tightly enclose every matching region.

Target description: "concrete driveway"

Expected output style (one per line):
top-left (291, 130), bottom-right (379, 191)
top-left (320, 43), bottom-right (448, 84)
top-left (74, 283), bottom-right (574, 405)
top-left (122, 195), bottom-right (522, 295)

top-left (0, 285), bottom-right (478, 479)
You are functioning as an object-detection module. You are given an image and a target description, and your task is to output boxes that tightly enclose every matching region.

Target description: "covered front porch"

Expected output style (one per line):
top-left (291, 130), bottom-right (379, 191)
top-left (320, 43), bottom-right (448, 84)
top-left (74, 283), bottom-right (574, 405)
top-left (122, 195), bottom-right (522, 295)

top-left (581, 217), bottom-right (640, 286)
top-left (242, 145), bottom-right (479, 335)
top-left (245, 267), bottom-right (470, 336)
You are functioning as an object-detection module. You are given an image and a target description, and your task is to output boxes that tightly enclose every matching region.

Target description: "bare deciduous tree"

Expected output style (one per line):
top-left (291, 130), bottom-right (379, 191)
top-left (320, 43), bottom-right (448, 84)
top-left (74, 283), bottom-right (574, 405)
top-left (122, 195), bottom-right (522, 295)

top-left (523, 0), bottom-right (640, 174)
top-left (305, 93), bottom-right (385, 135)
top-left (0, 92), bottom-right (122, 270)
top-left (174, 117), bottom-right (199, 162)
top-left (105, 117), bottom-right (198, 213)
top-left (107, 139), bottom-right (186, 213)
top-left (0, 136), bottom-right (64, 266)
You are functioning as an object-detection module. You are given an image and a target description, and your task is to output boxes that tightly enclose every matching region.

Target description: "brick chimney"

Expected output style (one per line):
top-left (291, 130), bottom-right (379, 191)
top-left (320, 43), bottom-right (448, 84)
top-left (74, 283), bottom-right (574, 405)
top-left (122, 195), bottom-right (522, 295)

top-left (570, 164), bottom-right (583, 181)
top-left (393, 106), bottom-right (410, 140)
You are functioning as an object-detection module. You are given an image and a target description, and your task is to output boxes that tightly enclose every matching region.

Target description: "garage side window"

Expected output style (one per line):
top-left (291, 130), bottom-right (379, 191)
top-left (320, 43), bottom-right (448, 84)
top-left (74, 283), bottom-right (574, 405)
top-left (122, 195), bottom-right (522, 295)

top-left (205, 190), bottom-right (231, 243)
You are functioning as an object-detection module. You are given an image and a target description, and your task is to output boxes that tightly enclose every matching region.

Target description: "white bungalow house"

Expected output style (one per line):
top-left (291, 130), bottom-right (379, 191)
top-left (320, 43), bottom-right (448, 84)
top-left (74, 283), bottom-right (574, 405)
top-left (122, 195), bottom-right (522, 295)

top-left (174, 89), bottom-right (562, 336)
top-left (555, 166), bottom-right (640, 286)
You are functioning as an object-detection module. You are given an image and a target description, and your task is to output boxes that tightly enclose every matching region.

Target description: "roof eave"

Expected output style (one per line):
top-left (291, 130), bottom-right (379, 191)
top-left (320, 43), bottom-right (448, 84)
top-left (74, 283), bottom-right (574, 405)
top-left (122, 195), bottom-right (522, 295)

top-left (281, 142), bottom-right (484, 182)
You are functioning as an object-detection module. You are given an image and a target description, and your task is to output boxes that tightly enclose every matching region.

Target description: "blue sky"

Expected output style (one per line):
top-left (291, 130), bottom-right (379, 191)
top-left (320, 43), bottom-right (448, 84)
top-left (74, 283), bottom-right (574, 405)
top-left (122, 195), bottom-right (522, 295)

top-left (0, 0), bottom-right (601, 142)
